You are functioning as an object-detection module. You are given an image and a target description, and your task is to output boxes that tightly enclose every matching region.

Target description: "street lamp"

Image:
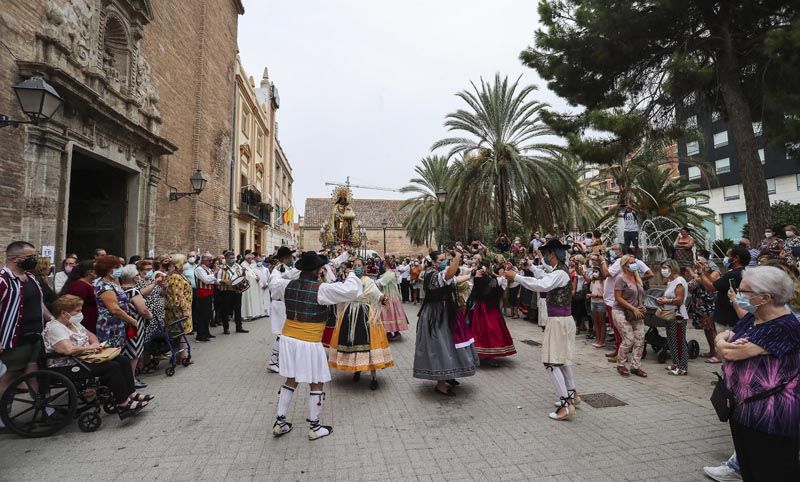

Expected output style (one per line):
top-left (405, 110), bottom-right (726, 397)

top-left (169, 169), bottom-right (209, 201)
top-left (381, 218), bottom-right (388, 257)
top-left (435, 189), bottom-right (447, 250)
top-left (359, 226), bottom-right (367, 258)
top-left (1, 72), bottom-right (63, 128)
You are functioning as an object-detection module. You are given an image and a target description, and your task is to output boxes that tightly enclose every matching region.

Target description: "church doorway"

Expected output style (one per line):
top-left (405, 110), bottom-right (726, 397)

top-left (66, 151), bottom-right (129, 260)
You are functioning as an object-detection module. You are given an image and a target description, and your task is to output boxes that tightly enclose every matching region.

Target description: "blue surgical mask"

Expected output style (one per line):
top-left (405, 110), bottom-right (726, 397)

top-left (354, 267), bottom-right (364, 277)
top-left (145, 269), bottom-right (155, 280)
top-left (111, 267), bottom-right (123, 279)
top-left (609, 251), bottom-right (617, 261)
top-left (735, 293), bottom-right (759, 314)
top-left (723, 257), bottom-right (732, 268)
top-left (628, 264), bottom-right (639, 273)
top-left (226, 258), bottom-right (235, 266)
top-left (438, 261), bottom-right (448, 271)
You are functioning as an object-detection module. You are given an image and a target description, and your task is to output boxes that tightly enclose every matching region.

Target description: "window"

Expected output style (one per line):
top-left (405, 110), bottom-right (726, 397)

top-left (796, 173), bottom-right (800, 191)
top-left (256, 129), bottom-right (263, 155)
top-left (713, 131), bottom-right (728, 148)
top-left (715, 158), bottom-right (731, 174)
top-left (697, 191), bottom-right (710, 204)
top-left (752, 122), bottom-right (763, 136)
top-left (686, 141), bottom-right (700, 156)
top-left (723, 184), bottom-right (740, 201)
top-left (687, 166), bottom-right (701, 180)
top-left (759, 148), bottom-right (765, 164)
top-left (711, 111), bottom-right (721, 122)
top-left (685, 115), bottom-right (697, 128)
top-left (767, 178), bottom-right (776, 195)
top-left (241, 108), bottom-right (250, 136)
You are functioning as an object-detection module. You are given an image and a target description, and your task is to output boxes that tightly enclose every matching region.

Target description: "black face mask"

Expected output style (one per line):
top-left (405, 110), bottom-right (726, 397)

top-left (19, 256), bottom-right (38, 271)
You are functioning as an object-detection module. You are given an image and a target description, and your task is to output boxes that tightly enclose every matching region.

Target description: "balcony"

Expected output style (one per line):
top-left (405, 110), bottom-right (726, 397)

top-left (239, 187), bottom-right (272, 225)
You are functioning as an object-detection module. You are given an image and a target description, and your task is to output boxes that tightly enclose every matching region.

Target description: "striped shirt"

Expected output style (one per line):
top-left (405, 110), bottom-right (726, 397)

top-left (217, 264), bottom-right (243, 292)
top-left (0, 267), bottom-right (45, 349)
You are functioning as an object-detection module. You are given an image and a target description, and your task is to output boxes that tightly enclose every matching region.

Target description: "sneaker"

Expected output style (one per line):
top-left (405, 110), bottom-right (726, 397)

top-left (134, 379), bottom-right (147, 389)
top-left (667, 367), bottom-right (687, 376)
top-left (272, 416), bottom-right (292, 437)
top-left (308, 420), bottom-right (333, 440)
top-left (703, 462), bottom-right (742, 481)
top-left (267, 362), bottom-right (279, 373)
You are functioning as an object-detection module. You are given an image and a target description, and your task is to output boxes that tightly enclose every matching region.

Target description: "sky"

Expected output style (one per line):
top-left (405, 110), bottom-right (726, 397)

top-left (238, 0), bottom-right (570, 216)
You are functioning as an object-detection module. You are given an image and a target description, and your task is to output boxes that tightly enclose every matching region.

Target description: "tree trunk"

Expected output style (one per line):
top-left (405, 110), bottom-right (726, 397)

top-left (497, 179), bottom-right (509, 235)
top-left (717, 19), bottom-right (772, 244)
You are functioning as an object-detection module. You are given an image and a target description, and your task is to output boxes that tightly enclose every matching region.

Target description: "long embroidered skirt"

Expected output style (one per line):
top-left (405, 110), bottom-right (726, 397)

top-left (328, 303), bottom-right (393, 372)
top-left (413, 301), bottom-right (478, 380)
top-left (470, 301), bottom-right (516, 358)
top-left (381, 294), bottom-right (409, 333)
top-left (321, 306), bottom-right (337, 348)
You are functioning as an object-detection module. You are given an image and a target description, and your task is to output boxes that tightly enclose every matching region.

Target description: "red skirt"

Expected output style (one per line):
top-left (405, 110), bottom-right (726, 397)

top-left (470, 300), bottom-right (517, 358)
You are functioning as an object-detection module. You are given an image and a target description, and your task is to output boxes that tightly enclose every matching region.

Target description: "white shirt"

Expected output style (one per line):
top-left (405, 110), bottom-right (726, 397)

top-left (621, 209), bottom-right (638, 232)
top-left (663, 276), bottom-right (689, 319)
top-left (603, 259), bottom-right (649, 306)
top-left (274, 272), bottom-right (364, 306)
top-left (43, 319), bottom-right (89, 353)
top-left (54, 271), bottom-right (69, 293)
top-left (194, 264), bottom-right (218, 285)
top-left (512, 266), bottom-right (570, 293)
top-left (397, 263), bottom-right (410, 281)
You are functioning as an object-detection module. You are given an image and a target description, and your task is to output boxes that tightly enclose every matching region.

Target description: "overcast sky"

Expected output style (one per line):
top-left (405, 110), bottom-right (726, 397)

top-left (238, 0), bottom-right (569, 216)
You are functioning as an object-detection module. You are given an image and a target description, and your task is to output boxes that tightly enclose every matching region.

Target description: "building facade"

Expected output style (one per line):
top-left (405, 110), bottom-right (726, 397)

top-left (0, 0), bottom-right (243, 262)
top-left (676, 93), bottom-right (800, 241)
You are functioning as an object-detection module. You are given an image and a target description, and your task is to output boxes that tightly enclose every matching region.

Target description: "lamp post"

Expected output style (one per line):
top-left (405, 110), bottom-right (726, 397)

top-left (1, 72), bottom-right (63, 128)
top-left (435, 189), bottom-right (447, 251)
top-left (381, 219), bottom-right (388, 257)
top-left (359, 226), bottom-right (367, 258)
top-left (169, 169), bottom-right (209, 201)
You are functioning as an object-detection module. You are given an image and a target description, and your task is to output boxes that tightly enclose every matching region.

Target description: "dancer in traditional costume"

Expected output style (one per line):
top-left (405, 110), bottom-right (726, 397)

top-left (267, 247), bottom-right (297, 373)
top-left (376, 263), bottom-right (408, 339)
top-left (328, 259), bottom-right (394, 389)
top-left (319, 250), bottom-right (350, 348)
top-left (413, 249), bottom-right (479, 396)
top-left (505, 240), bottom-right (579, 421)
top-left (470, 267), bottom-right (516, 365)
top-left (271, 251), bottom-right (362, 440)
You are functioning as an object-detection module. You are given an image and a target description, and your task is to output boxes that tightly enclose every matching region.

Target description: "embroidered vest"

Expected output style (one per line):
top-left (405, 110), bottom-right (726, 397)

top-left (284, 274), bottom-right (328, 323)
top-left (545, 263), bottom-right (572, 308)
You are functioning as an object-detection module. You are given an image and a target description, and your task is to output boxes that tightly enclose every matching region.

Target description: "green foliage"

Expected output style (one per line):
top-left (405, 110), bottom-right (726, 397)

top-left (399, 155), bottom-right (451, 246)
top-left (741, 201), bottom-right (800, 237)
top-left (712, 239), bottom-right (735, 259)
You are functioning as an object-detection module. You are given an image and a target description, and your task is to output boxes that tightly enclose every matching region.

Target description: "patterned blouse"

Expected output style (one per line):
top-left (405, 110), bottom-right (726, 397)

top-left (94, 278), bottom-right (130, 348)
top-left (723, 313), bottom-right (800, 437)
top-left (758, 237), bottom-right (785, 259)
top-left (165, 273), bottom-right (193, 333)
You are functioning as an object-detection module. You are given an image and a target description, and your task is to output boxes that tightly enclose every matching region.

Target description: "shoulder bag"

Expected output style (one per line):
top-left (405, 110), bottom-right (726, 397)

top-left (711, 371), bottom-right (796, 422)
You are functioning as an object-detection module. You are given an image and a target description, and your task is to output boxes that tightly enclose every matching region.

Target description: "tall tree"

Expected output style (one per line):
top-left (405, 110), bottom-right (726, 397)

top-left (399, 155), bottom-right (452, 246)
top-left (432, 73), bottom-right (565, 235)
top-left (522, 0), bottom-right (799, 243)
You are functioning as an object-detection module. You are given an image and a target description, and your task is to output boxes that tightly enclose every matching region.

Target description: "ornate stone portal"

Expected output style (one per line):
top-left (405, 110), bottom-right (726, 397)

top-left (319, 186), bottom-right (364, 249)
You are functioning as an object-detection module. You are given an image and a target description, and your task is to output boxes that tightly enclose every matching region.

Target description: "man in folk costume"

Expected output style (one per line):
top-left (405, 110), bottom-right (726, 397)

top-left (267, 247), bottom-right (297, 372)
top-left (271, 251), bottom-right (362, 440)
top-left (216, 252), bottom-right (248, 334)
top-left (504, 239), bottom-right (581, 421)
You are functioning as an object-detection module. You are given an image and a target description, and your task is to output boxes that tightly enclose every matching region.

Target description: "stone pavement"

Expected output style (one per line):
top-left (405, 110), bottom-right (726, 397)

top-left (0, 304), bottom-right (732, 481)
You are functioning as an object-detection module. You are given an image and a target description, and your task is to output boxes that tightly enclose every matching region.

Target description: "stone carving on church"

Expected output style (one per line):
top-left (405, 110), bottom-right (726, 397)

top-left (319, 186), bottom-right (364, 249)
top-left (44, 0), bottom-right (95, 67)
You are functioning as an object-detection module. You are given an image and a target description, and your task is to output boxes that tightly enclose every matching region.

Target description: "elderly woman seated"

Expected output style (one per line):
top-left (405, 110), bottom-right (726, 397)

top-left (43, 295), bottom-right (154, 420)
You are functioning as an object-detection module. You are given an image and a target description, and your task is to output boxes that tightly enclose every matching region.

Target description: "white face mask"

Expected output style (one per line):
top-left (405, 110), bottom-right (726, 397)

top-left (786, 231), bottom-right (795, 237)
top-left (69, 312), bottom-right (84, 324)
top-left (765, 232), bottom-right (773, 238)
top-left (660, 268), bottom-right (671, 278)
top-left (187, 256), bottom-right (197, 264)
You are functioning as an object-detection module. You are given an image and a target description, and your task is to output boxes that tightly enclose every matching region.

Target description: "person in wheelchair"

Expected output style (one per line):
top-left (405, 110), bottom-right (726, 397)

top-left (44, 295), bottom-right (154, 419)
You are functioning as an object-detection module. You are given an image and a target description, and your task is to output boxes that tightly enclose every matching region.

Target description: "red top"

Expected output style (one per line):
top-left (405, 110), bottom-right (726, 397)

top-left (65, 279), bottom-right (98, 335)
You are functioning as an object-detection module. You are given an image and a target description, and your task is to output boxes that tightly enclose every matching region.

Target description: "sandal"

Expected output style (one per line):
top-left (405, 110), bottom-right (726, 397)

top-left (445, 379), bottom-right (460, 386)
top-left (434, 386), bottom-right (455, 397)
top-left (631, 368), bottom-right (648, 378)
top-left (704, 356), bottom-right (722, 364)
top-left (616, 366), bottom-right (630, 377)
top-left (130, 393), bottom-right (155, 402)
top-left (118, 399), bottom-right (148, 420)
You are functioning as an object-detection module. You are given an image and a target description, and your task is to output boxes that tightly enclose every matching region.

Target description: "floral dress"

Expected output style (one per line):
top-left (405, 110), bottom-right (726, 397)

top-left (758, 237), bottom-right (785, 260)
top-left (135, 279), bottom-right (165, 344)
top-left (687, 278), bottom-right (715, 324)
top-left (783, 236), bottom-right (800, 264)
top-left (94, 279), bottom-right (130, 348)
top-left (165, 273), bottom-right (193, 333)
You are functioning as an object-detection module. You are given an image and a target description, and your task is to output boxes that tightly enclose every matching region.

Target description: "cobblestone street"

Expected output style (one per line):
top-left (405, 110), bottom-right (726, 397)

top-left (0, 304), bottom-right (732, 481)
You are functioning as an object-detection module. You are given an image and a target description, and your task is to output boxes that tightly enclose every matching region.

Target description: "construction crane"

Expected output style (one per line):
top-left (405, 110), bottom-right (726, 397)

top-left (324, 176), bottom-right (401, 192)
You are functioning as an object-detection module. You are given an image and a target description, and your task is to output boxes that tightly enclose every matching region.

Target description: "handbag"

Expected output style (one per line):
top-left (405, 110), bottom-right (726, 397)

top-left (655, 307), bottom-right (676, 321)
top-left (79, 347), bottom-right (122, 363)
top-left (710, 371), bottom-right (795, 422)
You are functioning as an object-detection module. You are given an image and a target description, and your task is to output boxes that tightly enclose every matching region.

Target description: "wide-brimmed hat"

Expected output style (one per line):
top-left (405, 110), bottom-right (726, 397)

top-left (539, 239), bottom-right (571, 252)
top-left (295, 251), bottom-right (329, 271)
top-left (275, 246), bottom-right (295, 259)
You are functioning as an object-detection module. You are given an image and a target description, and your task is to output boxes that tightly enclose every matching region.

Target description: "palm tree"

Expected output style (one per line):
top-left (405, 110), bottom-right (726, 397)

top-left (399, 155), bottom-right (452, 246)
top-left (432, 73), bottom-right (566, 235)
top-left (630, 163), bottom-right (715, 227)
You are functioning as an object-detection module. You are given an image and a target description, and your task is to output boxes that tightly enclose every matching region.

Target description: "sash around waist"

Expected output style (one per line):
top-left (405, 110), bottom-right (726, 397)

top-left (547, 305), bottom-right (571, 317)
top-left (282, 319), bottom-right (325, 342)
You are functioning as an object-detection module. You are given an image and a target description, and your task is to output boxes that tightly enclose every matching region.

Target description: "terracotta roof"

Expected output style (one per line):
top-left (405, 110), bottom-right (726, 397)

top-left (303, 198), bottom-right (407, 228)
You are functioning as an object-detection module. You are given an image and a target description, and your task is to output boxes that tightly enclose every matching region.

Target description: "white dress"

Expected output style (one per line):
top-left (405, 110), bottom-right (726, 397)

top-left (240, 262), bottom-right (264, 319)
top-left (254, 264), bottom-right (271, 315)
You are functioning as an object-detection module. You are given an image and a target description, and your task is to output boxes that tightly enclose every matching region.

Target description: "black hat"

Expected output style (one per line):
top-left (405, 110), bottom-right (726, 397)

top-left (294, 251), bottom-right (329, 271)
top-left (275, 246), bottom-right (295, 259)
top-left (539, 239), bottom-right (571, 252)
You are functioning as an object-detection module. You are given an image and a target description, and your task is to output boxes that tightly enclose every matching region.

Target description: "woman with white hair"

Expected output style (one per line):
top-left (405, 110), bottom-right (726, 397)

top-left (716, 266), bottom-right (800, 480)
top-left (119, 264), bottom-right (154, 388)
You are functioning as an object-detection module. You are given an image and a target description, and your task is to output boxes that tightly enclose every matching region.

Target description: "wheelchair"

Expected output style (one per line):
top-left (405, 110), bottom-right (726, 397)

top-left (0, 354), bottom-right (115, 438)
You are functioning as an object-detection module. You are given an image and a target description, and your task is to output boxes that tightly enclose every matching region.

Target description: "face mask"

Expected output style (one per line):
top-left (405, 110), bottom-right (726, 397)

top-left (660, 268), bottom-right (671, 277)
top-left (187, 256), bottom-right (197, 264)
top-left (438, 261), bottom-right (448, 271)
top-left (786, 231), bottom-right (795, 237)
top-left (735, 293), bottom-right (761, 314)
top-left (627, 264), bottom-right (639, 273)
top-left (19, 256), bottom-right (38, 271)
top-left (226, 258), bottom-right (235, 266)
top-left (354, 267), bottom-right (364, 277)
top-left (145, 269), bottom-right (155, 280)
top-left (64, 265), bottom-right (74, 274)
top-left (111, 267), bottom-right (123, 279)
top-left (69, 312), bottom-right (84, 325)
top-left (765, 232), bottom-right (773, 238)
top-left (609, 251), bottom-right (617, 261)
top-left (723, 257), bottom-right (732, 268)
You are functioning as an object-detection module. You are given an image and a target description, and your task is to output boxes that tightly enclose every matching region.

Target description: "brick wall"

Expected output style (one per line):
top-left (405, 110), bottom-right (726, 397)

top-left (302, 228), bottom-right (434, 258)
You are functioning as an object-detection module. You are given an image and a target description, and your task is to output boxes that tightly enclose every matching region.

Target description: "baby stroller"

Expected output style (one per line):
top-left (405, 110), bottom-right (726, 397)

top-left (144, 317), bottom-right (192, 376)
top-left (643, 288), bottom-right (700, 363)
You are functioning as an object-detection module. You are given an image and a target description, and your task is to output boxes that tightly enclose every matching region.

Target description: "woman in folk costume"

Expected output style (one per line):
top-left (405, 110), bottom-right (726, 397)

top-left (504, 240), bottom-right (580, 421)
top-left (240, 253), bottom-right (264, 320)
top-left (413, 249), bottom-right (479, 397)
top-left (376, 261), bottom-right (408, 340)
top-left (471, 266), bottom-right (516, 365)
top-left (271, 251), bottom-right (363, 440)
top-left (328, 258), bottom-right (394, 390)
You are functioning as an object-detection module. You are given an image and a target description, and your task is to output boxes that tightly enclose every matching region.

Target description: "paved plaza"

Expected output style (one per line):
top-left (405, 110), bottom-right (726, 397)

top-left (0, 305), bottom-right (732, 481)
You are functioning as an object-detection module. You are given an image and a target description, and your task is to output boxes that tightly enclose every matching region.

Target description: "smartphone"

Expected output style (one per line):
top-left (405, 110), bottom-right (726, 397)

top-left (728, 279), bottom-right (736, 291)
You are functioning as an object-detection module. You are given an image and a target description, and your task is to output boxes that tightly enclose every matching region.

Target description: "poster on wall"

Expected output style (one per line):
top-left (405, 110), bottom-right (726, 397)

top-left (42, 245), bottom-right (55, 265)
